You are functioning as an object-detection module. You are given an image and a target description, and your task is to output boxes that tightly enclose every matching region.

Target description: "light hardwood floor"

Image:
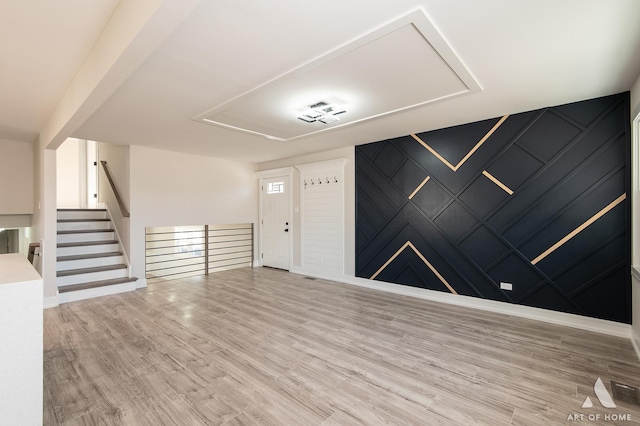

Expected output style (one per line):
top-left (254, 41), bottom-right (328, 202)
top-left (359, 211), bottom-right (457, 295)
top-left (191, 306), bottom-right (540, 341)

top-left (44, 267), bottom-right (640, 425)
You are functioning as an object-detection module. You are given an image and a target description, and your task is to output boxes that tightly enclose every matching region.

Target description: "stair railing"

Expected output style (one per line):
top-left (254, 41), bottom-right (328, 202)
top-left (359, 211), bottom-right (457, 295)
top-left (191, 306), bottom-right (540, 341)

top-left (100, 161), bottom-right (130, 218)
top-left (145, 223), bottom-right (253, 283)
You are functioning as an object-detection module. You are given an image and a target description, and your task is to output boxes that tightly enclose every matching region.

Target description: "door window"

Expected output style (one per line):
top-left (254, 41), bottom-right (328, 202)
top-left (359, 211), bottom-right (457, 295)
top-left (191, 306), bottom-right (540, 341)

top-left (267, 182), bottom-right (284, 194)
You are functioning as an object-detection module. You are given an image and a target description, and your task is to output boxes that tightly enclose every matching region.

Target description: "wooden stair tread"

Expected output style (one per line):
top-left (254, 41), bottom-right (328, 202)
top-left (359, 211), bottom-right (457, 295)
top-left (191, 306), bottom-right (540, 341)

top-left (57, 240), bottom-right (119, 248)
top-left (57, 219), bottom-right (110, 223)
top-left (57, 229), bottom-right (114, 235)
top-left (58, 277), bottom-right (138, 294)
top-left (57, 264), bottom-right (127, 277)
top-left (57, 252), bottom-right (123, 262)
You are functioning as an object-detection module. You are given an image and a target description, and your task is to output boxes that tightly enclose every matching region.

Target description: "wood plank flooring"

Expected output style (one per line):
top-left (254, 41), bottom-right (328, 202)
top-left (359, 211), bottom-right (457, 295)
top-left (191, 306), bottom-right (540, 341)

top-left (44, 267), bottom-right (640, 425)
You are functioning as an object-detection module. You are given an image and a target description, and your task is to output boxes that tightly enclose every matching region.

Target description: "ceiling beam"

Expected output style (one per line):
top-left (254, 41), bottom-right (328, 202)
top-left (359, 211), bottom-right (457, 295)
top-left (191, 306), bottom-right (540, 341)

top-left (38, 0), bottom-right (203, 150)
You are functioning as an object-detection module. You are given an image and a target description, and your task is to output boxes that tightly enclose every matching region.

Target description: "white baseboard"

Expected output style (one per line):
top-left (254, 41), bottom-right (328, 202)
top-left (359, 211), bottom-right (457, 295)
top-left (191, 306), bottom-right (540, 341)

top-left (290, 266), bottom-right (303, 275)
top-left (290, 266), bottom-right (342, 282)
top-left (290, 269), bottom-right (631, 339)
top-left (253, 260), bottom-right (262, 267)
top-left (58, 281), bottom-right (137, 304)
top-left (43, 296), bottom-right (58, 309)
top-left (135, 278), bottom-right (147, 289)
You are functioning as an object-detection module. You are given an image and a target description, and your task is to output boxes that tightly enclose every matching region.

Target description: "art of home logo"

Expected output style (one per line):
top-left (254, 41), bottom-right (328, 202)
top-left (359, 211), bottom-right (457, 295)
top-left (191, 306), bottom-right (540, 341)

top-left (567, 378), bottom-right (632, 422)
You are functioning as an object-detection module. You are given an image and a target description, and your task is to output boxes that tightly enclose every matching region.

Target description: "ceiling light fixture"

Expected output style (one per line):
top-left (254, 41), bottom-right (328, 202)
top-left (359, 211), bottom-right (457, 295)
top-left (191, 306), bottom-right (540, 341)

top-left (297, 101), bottom-right (346, 124)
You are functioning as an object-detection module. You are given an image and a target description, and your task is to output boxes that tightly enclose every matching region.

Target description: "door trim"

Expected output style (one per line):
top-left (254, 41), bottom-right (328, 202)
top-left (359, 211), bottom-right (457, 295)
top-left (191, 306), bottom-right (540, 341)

top-left (631, 107), bottom-right (640, 265)
top-left (256, 167), bottom-right (294, 270)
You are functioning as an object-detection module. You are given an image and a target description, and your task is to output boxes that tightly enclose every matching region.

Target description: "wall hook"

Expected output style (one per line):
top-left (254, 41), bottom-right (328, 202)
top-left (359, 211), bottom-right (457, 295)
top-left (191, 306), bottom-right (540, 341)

top-left (334, 176), bottom-right (338, 183)
top-left (326, 177), bottom-right (330, 184)
top-left (304, 180), bottom-right (307, 189)
top-left (318, 177), bottom-right (322, 184)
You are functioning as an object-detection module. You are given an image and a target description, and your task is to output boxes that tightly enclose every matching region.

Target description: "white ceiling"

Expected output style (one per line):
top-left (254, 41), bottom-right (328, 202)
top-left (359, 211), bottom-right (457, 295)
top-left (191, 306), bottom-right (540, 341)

top-left (193, 9), bottom-right (480, 142)
top-left (0, 0), bottom-right (120, 142)
top-left (4, 1), bottom-right (640, 164)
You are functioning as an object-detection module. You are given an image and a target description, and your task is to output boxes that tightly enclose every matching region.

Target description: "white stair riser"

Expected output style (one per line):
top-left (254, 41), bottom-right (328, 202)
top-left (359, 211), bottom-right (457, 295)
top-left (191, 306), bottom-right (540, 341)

top-left (57, 255), bottom-right (124, 272)
top-left (58, 281), bottom-right (137, 304)
top-left (57, 232), bottom-right (114, 244)
top-left (55, 210), bottom-right (136, 304)
top-left (57, 210), bottom-right (107, 220)
top-left (56, 268), bottom-right (128, 287)
top-left (57, 243), bottom-right (119, 257)
top-left (57, 221), bottom-right (112, 231)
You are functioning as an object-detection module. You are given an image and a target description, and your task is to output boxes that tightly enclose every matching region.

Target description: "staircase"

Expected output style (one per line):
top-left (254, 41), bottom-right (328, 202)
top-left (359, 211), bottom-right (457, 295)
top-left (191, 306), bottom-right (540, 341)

top-left (56, 209), bottom-right (137, 304)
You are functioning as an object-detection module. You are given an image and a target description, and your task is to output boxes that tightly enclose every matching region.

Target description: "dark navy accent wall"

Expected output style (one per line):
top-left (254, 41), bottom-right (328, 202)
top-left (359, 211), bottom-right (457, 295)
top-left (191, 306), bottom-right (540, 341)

top-left (356, 93), bottom-right (631, 323)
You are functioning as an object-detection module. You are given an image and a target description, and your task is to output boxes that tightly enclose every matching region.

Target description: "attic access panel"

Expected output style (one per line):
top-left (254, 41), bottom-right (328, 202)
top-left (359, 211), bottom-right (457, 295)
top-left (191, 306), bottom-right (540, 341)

top-left (193, 9), bottom-right (481, 142)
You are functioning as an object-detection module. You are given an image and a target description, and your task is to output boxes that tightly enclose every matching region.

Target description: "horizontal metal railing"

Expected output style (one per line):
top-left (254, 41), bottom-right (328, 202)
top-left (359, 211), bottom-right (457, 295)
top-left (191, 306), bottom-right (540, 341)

top-left (145, 223), bottom-right (253, 284)
top-left (208, 224), bottom-right (253, 273)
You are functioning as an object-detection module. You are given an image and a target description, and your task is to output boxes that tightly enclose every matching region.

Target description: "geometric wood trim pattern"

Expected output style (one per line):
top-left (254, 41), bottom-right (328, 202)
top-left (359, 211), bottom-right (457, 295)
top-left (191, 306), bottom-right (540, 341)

top-left (410, 114), bottom-right (509, 171)
top-left (370, 241), bottom-right (458, 294)
top-left (356, 92), bottom-right (631, 323)
top-left (531, 193), bottom-right (627, 265)
top-left (408, 176), bottom-right (430, 200)
top-left (482, 170), bottom-right (514, 195)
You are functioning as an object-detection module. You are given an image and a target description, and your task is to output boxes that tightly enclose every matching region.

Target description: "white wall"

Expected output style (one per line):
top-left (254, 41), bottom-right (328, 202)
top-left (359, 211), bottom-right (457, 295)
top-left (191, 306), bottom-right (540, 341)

top-left (632, 74), bottom-right (640, 118)
top-left (129, 146), bottom-right (258, 285)
top-left (98, 143), bottom-right (130, 259)
top-left (56, 138), bottom-right (82, 208)
top-left (19, 227), bottom-right (30, 257)
top-left (297, 160), bottom-right (346, 279)
top-left (0, 138), bottom-right (34, 215)
top-left (256, 146), bottom-right (355, 276)
top-left (33, 136), bottom-right (57, 306)
top-left (630, 72), bottom-right (640, 350)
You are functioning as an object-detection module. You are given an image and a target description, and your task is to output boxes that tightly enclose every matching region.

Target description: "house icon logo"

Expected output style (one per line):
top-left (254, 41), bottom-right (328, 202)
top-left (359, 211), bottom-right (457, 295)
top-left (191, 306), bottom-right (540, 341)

top-left (582, 378), bottom-right (616, 409)
top-left (567, 378), bottom-right (633, 422)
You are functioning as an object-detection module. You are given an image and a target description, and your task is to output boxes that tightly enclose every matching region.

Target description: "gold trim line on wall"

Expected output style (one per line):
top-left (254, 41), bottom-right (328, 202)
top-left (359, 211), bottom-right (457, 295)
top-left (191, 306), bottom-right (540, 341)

top-left (408, 176), bottom-right (430, 199)
top-left (370, 241), bottom-right (458, 295)
top-left (531, 193), bottom-right (627, 265)
top-left (411, 114), bottom-right (510, 172)
top-left (482, 170), bottom-right (514, 195)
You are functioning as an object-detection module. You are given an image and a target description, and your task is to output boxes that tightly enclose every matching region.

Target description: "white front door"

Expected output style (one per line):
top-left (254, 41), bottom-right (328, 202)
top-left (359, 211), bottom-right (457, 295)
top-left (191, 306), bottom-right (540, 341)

top-left (262, 176), bottom-right (290, 270)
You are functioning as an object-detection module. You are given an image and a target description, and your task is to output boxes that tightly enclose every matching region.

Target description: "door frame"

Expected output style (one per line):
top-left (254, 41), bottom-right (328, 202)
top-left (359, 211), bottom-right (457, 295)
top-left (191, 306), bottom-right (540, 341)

top-left (87, 140), bottom-right (98, 209)
top-left (631, 106), bottom-right (640, 266)
top-left (256, 167), bottom-right (294, 270)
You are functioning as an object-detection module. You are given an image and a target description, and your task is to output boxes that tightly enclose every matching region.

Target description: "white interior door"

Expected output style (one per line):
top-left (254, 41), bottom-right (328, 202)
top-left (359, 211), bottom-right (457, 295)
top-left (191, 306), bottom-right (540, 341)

top-left (262, 176), bottom-right (290, 270)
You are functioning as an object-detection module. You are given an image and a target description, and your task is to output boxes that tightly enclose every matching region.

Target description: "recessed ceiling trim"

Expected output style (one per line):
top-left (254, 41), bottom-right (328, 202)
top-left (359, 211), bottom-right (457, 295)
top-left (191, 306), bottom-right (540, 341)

top-left (202, 118), bottom-right (286, 141)
top-left (193, 7), bottom-right (482, 142)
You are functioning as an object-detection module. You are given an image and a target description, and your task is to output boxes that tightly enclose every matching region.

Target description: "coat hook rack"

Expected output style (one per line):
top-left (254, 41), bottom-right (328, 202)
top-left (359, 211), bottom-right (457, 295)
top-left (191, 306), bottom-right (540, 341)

top-left (305, 176), bottom-right (339, 187)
